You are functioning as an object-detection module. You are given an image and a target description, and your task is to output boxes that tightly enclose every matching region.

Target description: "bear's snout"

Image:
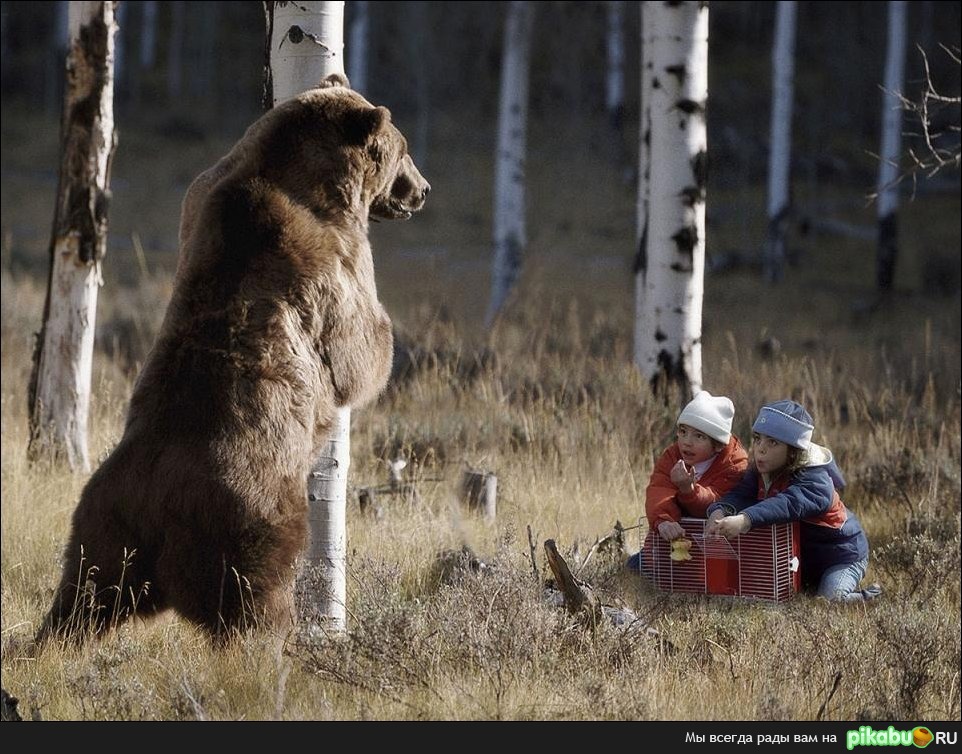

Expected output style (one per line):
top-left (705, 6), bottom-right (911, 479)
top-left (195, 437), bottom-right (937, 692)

top-left (372, 153), bottom-right (429, 220)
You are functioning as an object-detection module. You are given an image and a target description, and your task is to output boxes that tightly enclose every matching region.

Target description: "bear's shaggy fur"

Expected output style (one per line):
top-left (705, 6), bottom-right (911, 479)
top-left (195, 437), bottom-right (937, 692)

top-left (36, 75), bottom-right (428, 644)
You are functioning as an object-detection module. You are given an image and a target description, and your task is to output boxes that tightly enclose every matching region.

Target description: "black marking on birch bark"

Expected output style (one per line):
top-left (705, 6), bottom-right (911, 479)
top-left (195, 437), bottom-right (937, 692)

top-left (876, 212), bottom-right (898, 292)
top-left (670, 262), bottom-right (692, 273)
top-left (643, 127), bottom-right (650, 149)
top-left (654, 329), bottom-right (667, 343)
top-left (666, 1), bottom-right (685, 7)
top-left (279, 24), bottom-right (332, 53)
top-left (651, 349), bottom-right (688, 397)
top-left (691, 150), bottom-right (708, 191)
top-left (671, 226), bottom-right (697, 259)
top-left (675, 99), bottom-right (704, 116)
top-left (652, 77), bottom-right (661, 90)
top-left (633, 218), bottom-right (649, 274)
top-left (673, 306), bottom-right (684, 314)
top-left (679, 186), bottom-right (702, 207)
top-left (664, 64), bottom-right (686, 86)
top-left (276, 2), bottom-right (313, 15)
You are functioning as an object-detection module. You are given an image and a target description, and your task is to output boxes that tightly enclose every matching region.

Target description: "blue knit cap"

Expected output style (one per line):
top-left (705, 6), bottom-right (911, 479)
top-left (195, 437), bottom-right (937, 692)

top-left (752, 400), bottom-right (814, 449)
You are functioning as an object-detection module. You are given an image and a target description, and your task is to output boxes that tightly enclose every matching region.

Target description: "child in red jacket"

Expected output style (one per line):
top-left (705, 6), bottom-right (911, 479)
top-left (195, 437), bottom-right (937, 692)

top-left (628, 391), bottom-right (748, 570)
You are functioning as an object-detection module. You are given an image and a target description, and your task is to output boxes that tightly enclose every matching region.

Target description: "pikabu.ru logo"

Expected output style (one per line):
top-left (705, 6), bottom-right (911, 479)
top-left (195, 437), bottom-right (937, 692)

top-left (846, 726), bottom-right (956, 750)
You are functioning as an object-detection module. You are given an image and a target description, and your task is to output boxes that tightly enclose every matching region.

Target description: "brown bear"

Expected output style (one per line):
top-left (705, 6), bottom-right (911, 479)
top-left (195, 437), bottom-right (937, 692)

top-left (36, 74), bottom-right (429, 644)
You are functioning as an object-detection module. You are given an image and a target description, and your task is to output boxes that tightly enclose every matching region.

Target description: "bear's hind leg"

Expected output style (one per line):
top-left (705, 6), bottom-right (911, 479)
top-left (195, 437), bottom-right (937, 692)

top-left (35, 539), bottom-right (162, 646)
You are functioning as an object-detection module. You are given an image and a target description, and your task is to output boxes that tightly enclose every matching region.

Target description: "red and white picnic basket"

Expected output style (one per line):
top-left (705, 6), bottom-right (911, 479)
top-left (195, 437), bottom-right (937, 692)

top-left (641, 517), bottom-right (801, 602)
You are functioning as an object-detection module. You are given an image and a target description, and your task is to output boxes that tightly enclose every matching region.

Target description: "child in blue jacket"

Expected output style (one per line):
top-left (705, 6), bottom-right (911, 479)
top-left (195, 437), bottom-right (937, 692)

top-left (706, 399), bottom-right (882, 602)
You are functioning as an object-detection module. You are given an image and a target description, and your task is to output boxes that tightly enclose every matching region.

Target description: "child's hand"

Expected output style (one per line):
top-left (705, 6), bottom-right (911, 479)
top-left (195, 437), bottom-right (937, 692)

top-left (670, 459), bottom-right (696, 493)
top-left (708, 514), bottom-right (751, 540)
top-left (657, 521), bottom-right (686, 541)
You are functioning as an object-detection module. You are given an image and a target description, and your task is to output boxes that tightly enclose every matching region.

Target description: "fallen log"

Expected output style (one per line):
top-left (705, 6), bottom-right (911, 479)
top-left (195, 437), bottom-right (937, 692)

top-left (544, 539), bottom-right (602, 626)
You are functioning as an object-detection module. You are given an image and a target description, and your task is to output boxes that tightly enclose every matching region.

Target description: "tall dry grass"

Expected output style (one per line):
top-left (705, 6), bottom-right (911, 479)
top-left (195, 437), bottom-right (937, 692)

top-left (2, 255), bottom-right (959, 719)
top-left (1, 105), bottom-right (959, 720)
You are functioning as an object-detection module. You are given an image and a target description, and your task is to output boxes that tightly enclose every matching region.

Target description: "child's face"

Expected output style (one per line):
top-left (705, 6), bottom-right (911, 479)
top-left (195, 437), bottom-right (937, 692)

top-left (752, 432), bottom-right (790, 474)
top-left (676, 424), bottom-right (717, 465)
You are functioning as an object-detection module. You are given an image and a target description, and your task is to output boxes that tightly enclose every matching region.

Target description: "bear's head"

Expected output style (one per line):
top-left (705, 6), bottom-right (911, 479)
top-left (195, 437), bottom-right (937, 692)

top-left (257, 74), bottom-right (429, 222)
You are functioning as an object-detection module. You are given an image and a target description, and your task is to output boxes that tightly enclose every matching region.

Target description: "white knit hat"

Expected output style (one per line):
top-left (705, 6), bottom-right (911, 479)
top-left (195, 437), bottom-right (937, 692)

top-left (677, 390), bottom-right (734, 444)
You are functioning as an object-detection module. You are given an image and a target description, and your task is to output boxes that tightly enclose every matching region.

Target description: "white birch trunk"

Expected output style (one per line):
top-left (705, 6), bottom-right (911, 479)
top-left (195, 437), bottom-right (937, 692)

top-left (763, 0), bottom-right (796, 284)
top-left (267, 0), bottom-right (349, 634)
top-left (876, 0), bottom-right (907, 293)
top-left (29, 1), bottom-right (117, 472)
top-left (634, 1), bottom-right (707, 397)
top-left (347, 0), bottom-right (369, 94)
top-left (605, 1), bottom-right (626, 132)
top-left (485, 0), bottom-right (533, 328)
top-left (270, 1), bottom-right (344, 104)
top-left (140, 1), bottom-right (157, 69)
top-left (633, 3), bottom-right (652, 368)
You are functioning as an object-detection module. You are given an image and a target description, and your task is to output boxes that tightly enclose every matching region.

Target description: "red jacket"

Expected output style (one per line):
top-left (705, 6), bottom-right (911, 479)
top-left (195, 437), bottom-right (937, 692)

top-left (645, 436), bottom-right (748, 529)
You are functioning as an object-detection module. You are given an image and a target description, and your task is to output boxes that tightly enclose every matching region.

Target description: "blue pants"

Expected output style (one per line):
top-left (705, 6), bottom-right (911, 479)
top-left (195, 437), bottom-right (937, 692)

top-left (816, 558), bottom-right (881, 602)
top-left (626, 549), bottom-right (646, 573)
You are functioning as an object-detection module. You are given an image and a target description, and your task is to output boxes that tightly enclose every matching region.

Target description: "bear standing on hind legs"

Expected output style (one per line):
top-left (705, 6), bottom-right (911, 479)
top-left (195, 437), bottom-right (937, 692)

top-left (35, 75), bottom-right (429, 645)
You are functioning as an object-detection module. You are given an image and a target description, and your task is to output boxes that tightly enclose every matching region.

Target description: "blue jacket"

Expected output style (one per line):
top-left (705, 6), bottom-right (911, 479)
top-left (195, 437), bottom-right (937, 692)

top-left (707, 444), bottom-right (868, 584)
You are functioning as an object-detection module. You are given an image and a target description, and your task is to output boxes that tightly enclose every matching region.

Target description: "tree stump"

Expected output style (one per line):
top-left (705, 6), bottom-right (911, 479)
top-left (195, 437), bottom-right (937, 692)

top-left (1, 688), bottom-right (22, 721)
top-left (459, 469), bottom-right (497, 519)
top-left (543, 539), bottom-right (602, 626)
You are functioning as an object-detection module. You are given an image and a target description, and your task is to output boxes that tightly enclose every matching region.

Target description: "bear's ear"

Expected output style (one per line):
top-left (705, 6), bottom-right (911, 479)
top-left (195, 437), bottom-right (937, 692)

top-left (318, 72), bottom-right (350, 89)
top-left (342, 105), bottom-right (389, 145)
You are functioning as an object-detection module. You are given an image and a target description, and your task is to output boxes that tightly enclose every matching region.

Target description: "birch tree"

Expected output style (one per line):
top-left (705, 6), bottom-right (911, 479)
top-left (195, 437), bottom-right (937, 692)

top-left (485, 0), bottom-right (533, 328)
top-left (633, 1), bottom-right (708, 397)
top-left (632, 2), bottom-right (652, 367)
top-left (266, 0), bottom-right (349, 634)
top-left (606, 1), bottom-right (626, 135)
top-left (876, 0), bottom-right (907, 293)
top-left (347, 0), bottom-right (368, 94)
top-left (28, 1), bottom-right (118, 471)
top-left (763, 0), bottom-right (796, 284)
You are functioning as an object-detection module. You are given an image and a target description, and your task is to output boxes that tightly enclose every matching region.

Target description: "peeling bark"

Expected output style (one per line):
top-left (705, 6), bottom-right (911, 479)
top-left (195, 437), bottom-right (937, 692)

top-left (28, 1), bottom-right (117, 472)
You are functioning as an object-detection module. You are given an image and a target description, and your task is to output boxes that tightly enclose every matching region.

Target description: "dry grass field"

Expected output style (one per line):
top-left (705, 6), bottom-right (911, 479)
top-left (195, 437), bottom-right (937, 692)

top-left (1, 104), bottom-right (959, 720)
